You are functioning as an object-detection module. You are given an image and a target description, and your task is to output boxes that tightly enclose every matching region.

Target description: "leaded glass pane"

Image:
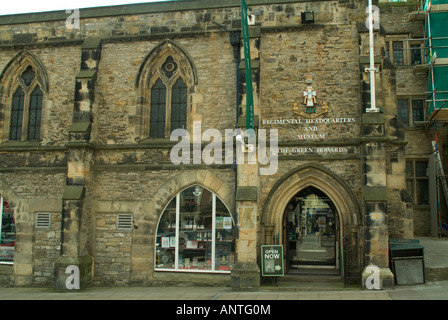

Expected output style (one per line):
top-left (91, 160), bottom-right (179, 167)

top-left (21, 67), bottom-right (35, 87)
top-left (9, 87), bottom-right (24, 141)
top-left (416, 179), bottom-right (429, 205)
top-left (397, 99), bottom-right (409, 126)
top-left (415, 161), bottom-right (428, 177)
top-left (171, 78), bottom-right (187, 132)
top-left (150, 79), bottom-right (166, 138)
top-left (393, 41), bottom-right (404, 66)
top-left (411, 44), bottom-right (422, 65)
top-left (412, 99), bottom-right (424, 123)
top-left (28, 86), bottom-right (43, 141)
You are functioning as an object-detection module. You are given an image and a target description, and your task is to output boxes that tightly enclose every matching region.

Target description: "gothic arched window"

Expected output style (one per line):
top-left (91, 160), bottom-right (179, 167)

top-left (0, 52), bottom-right (49, 144)
top-left (149, 56), bottom-right (188, 138)
top-left (136, 41), bottom-right (197, 140)
top-left (9, 66), bottom-right (43, 141)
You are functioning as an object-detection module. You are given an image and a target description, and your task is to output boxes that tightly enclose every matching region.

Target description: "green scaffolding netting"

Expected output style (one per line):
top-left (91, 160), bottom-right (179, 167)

top-left (425, 0), bottom-right (448, 115)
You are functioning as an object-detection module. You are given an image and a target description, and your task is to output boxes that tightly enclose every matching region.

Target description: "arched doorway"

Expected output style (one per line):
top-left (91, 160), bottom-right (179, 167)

top-left (283, 186), bottom-right (339, 273)
top-left (261, 164), bottom-right (362, 279)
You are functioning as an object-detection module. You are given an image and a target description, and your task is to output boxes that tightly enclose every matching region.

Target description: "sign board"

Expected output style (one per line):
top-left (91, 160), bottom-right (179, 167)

top-left (261, 245), bottom-right (284, 276)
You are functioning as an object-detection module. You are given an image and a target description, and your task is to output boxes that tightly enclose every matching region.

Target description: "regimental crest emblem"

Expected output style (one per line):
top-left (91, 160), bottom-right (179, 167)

top-left (293, 72), bottom-right (329, 119)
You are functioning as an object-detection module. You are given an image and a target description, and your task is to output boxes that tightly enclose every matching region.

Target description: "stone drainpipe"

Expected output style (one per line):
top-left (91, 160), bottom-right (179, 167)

top-left (54, 38), bottom-right (102, 292)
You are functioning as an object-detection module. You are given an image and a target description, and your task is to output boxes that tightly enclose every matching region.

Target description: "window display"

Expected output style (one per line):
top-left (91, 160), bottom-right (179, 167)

top-left (0, 196), bottom-right (15, 263)
top-left (155, 186), bottom-right (235, 273)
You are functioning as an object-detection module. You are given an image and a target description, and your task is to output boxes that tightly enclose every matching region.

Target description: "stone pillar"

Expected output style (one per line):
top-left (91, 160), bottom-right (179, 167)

top-left (361, 115), bottom-right (394, 289)
top-left (231, 177), bottom-right (260, 288)
top-left (54, 38), bottom-right (101, 292)
top-left (231, 25), bottom-right (261, 289)
top-left (13, 202), bottom-right (34, 286)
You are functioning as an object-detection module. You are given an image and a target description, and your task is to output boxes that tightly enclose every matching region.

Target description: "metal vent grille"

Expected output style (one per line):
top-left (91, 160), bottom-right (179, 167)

top-left (117, 213), bottom-right (133, 231)
top-left (36, 213), bottom-right (51, 228)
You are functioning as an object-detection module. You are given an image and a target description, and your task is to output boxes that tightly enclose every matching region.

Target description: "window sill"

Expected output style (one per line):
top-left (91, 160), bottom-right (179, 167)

top-left (1, 140), bottom-right (40, 147)
top-left (154, 268), bottom-right (231, 274)
top-left (138, 138), bottom-right (177, 148)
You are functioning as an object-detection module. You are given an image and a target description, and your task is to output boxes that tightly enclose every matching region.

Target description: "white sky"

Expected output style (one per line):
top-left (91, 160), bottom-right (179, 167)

top-left (1, 0), bottom-right (171, 16)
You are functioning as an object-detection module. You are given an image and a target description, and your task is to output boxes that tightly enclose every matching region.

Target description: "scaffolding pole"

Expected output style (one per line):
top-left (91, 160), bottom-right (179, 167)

top-left (426, 4), bottom-right (438, 116)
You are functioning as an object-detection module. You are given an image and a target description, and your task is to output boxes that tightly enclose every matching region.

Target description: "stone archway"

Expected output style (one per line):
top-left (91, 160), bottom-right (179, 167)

top-left (152, 170), bottom-right (234, 219)
top-left (261, 164), bottom-right (362, 273)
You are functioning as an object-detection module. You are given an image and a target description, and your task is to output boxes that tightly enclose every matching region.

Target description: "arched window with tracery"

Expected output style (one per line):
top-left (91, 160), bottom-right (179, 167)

top-left (0, 51), bottom-right (49, 143)
top-left (155, 185), bottom-right (235, 273)
top-left (8, 66), bottom-right (43, 141)
top-left (148, 56), bottom-right (188, 138)
top-left (0, 52), bottom-right (48, 143)
top-left (136, 40), bottom-right (197, 139)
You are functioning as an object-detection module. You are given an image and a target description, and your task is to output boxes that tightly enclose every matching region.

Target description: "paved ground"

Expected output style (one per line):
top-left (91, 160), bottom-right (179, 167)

top-left (2, 237), bottom-right (447, 302)
top-left (1, 280), bottom-right (448, 300)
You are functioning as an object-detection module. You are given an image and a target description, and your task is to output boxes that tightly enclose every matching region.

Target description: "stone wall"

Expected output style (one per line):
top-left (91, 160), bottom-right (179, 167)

top-left (33, 211), bottom-right (61, 286)
top-left (0, 0), bottom-right (433, 287)
top-left (94, 212), bottom-right (132, 286)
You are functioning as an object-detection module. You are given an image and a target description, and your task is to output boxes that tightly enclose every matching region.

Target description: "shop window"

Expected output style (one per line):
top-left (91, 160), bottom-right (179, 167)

top-left (406, 160), bottom-right (429, 205)
top-left (155, 185), bottom-right (235, 273)
top-left (0, 196), bottom-right (15, 264)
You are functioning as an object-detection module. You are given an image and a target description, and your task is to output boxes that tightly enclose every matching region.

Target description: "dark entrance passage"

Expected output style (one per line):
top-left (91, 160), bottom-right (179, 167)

top-left (283, 186), bottom-right (339, 272)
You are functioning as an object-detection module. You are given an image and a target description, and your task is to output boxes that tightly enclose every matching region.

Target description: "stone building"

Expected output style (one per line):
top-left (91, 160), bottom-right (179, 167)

top-left (0, 0), bottom-right (440, 289)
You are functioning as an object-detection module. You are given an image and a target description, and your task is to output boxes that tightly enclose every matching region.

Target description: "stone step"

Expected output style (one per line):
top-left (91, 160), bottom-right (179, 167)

top-left (281, 274), bottom-right (342, 283)
top-left (261, 278), bottom-right (354, 292)
top-left (260, 267), bottom-right (355, 291)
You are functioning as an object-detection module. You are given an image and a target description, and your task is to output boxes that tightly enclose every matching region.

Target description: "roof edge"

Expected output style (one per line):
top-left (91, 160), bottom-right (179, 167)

top-left (0, 0), bottom-right (325, 25)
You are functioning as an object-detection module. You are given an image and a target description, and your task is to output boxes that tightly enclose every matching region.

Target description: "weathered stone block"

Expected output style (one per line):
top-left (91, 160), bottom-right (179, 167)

top-left (230, 262), bottom-right (260, 289)
top-left (53, 256), bottom-right (93, 292)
